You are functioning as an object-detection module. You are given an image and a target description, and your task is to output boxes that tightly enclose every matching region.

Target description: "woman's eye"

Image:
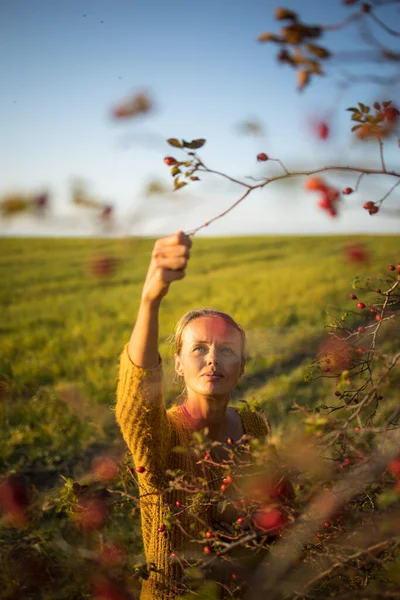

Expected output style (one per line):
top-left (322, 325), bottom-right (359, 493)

top-left (221, 347), bottom-right (233, 354)
top-left (193, 346), bottom-right (206, 352)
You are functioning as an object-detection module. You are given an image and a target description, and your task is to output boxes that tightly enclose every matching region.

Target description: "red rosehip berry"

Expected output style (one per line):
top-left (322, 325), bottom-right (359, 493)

top-left (357, 302), bottom-right (366, 309)
top-left (343, 457), bottom-right (351, 466)
top-left (223, 475), bottom-right (233, 485)
top-left (316, 532), bottom-right (324, 539)
top-left (376, 289), bottom-right (382, 294)
top-left (354, 426), bottom-right (361, 432)
top-left (342, 187), bottom-right (353, 195)
top-left (204, 453), bottom-right (211, 461)
top-left (324, 521), bottom-right (331, 528)
top-left (164, 156), bottom-right (177, 166)
top-left (157, 524), bottom-right (166, 533)
top-left (370, 308), bottom-right (375, 313)
top-left (232, 573), bottom-right (238, 581)
top-left (136, 466), bottom-right (145, 473)
top-left (388, 265), bottom-right (395, 271)
top-left (204, 545), bottom-right (212, 555)
top-left (376, 314), bottom-right (382, 321)
top-left (205, 531), bottom-right (213, 539)
top-left (363, 201), bottom-right (375, 209)
top-left (175, 500), bottom-right (181, 507)
top-left (257, 153), bottom-right (268, 162)
top-left (335, 391), bottom-right (341, 397)
top-left (350, 293), bottom-right (357, 300)
top-left (226, 437), bottom-right (234, 445)
top-left (358, 326), bottom-right (365, 333)
top-left (397, 264), bottom-right (400, 271)
top-left (236, 517), bottom-right (244, 525)
top-left (368, 205), bottom-right (379, 215)
top-left (220, 484), bottom-right (227, 492)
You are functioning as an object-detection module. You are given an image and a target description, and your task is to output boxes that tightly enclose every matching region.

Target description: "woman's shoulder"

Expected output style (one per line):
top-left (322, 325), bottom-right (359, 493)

top-left (231, 404), bottom-right (269, 438)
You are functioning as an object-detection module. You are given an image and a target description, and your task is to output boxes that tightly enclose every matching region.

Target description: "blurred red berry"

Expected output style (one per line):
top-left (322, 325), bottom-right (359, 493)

top-left (204, 453), bottom-right (211, 461)
top-left (324, 521), bottom-right (331, 528)
top-left (175, 500), bottom-right (181, 507)
top-left (388, 265), bottom-right (395, 271)
top-left (74, 498), bottom-right (108, 531)
top-left (253, 507), bottom-right (286, 533)
top-left (99, 542), bottom-right (125, 567)
top-left (316, 121), bottom-right (330, 140)
top-left (357, 302), bottom-right (366, 309)
top-left (204, 545), bottom-right (212, 555)
top-left (342, 187), bottom-right (353, 195)
top-left (157, 524), bottom-right (166, 533)
top-left (91, 456), bottom-right (119, 482)
top-left (237, 517), bottom-right (244, 525)
top-left (358, 326), bottom-right (365, 333)
top-left (350, 293), bottom-right (357, 300)
top-left (0, 475), bottom-right (30, 528)
top-left (388, 457), bottom-right (400, 478)
top-left (368, 205), bottom-right (379, 215)
top-left (220, 484), bottom-right (227, 492)
top-left (335, 390), bottom-right (341, 397)
top-left (223, 475), bottom-right (233, 485)
top-left (257, 153), bottom-right (269, 161)
top-left (345, 243), bottom-right (368, 264)
top-left (361, 3), bottom-right (371, 12)
top-left (376, 314), bottom-right (382, 321)
top-left (343, 458), bottom-right (351, 466)
top-left (136, 466), bottom-right (146, 473)
top-left (376, 288), bottom-right (382, 294)
top-left (206, 531), bottom-right (213, 539)
top-left (354, 426), bottom-right (361, 432)
top-left (164, 156), bottom-right (177, 166)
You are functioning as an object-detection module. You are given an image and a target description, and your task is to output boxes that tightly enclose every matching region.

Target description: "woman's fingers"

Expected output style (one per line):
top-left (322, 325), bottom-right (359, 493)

top-left (154, 255), bottom-right (188, 270)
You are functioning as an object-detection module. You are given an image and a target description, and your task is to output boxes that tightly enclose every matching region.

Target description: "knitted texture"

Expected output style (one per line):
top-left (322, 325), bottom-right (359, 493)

top-left (116, 344), bottom-right (268, 599)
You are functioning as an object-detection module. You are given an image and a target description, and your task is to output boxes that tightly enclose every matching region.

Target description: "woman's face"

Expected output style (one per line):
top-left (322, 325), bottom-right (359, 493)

top-left (174, 316), bottom-right (245, 399)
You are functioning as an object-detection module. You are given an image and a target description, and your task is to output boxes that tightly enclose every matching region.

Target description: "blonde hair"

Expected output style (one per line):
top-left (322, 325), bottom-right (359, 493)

top-left (174, 308), bottom-right (246, 360)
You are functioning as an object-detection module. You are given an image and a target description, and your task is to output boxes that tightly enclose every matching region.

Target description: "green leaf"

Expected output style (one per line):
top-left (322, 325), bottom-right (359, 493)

top-left (171, 166), bottom-right (181, 176)
top-left (174, 181), bottom-right (187, 191)
top-left (351, 124), bottom-right (362, 132)
top-left (167, 138), bottom-right (183, 148)
top-left (346, 107), bottom-right (359, 112)
top-left (358, 102), bottom-right (370, 113)
top-left (182, 138), bottom-right (206, 149)
top-left (351, 113), bottom-right (362, 121)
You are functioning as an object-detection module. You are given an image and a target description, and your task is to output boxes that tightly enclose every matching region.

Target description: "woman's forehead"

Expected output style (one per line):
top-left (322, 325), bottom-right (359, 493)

top-left (182, 316), bottom-right (241, 343)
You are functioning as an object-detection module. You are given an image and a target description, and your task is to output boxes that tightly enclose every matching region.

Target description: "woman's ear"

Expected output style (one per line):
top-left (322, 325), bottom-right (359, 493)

top-left (174, 353), bottom-right (184, 377)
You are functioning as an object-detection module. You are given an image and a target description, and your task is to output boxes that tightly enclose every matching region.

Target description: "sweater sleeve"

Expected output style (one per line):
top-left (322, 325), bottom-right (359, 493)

top-left (115, 344), bottom-right (171, 489)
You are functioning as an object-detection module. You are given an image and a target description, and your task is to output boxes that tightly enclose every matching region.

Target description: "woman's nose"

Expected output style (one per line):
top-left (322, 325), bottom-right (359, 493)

top-left (207, 347), bottom-right (218, 364)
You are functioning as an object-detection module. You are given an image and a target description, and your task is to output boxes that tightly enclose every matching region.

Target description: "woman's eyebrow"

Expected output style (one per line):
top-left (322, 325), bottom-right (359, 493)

top-left (191, 340), bottom-right (236, 345)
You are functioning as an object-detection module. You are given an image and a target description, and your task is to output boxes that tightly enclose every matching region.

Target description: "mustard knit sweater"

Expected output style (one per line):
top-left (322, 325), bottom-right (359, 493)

top-left (116, 344), bottom-right (268, 599)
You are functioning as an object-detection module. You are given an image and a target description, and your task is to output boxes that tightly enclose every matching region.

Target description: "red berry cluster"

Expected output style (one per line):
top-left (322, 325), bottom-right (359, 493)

top-left (304, 177), bottom-right (340, 217)
top-left (363, 201), bottom-right (379, 215)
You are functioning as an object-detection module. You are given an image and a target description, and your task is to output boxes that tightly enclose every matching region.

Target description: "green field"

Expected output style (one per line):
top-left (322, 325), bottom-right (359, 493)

top-left (1, 234), bottom-right (398, 484)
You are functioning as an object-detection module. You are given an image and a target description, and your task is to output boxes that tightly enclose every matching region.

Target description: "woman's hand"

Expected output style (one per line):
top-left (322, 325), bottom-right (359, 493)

top-left (141, 230), bottom-right (192, 304)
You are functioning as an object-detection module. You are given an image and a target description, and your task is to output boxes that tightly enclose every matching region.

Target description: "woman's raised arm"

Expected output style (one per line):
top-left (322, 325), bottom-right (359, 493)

top-left (128, 231), bottom-right (192, 367)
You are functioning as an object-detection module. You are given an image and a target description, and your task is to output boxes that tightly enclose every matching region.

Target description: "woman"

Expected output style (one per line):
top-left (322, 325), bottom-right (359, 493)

top-left (116, 231), bottom-right (272, 599)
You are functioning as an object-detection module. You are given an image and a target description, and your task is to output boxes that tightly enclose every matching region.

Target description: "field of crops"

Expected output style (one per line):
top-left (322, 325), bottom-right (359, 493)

top-left (0, 234), bottom-right (399, 598)
top-left (1, 234), bottom-right (398, 474)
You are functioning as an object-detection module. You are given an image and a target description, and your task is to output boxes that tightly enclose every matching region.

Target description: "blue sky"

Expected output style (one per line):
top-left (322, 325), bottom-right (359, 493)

top-left (1, 0), bottom-right (400, 236)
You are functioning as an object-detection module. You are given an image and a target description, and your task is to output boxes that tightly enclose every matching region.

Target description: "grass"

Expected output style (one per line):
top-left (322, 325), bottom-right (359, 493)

top-left (1, 233), bottom-right (398, 481)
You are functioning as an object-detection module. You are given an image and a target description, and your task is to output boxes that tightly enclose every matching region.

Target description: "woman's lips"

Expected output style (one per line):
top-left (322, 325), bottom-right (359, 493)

top-left (203, 373), bottom-right (223, 380)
